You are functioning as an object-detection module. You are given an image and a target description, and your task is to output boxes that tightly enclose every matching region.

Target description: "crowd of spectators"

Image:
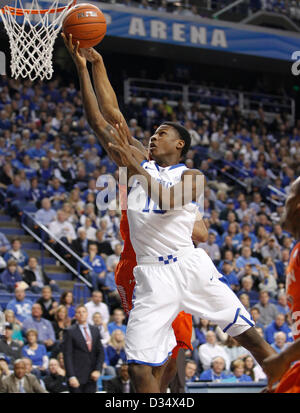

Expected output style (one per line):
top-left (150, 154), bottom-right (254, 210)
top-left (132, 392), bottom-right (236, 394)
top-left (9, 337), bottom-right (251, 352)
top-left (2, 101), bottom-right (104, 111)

top-left (100, 0), bottom-right (300, 24)
top-left (0, 68), bottom-right (299, 390)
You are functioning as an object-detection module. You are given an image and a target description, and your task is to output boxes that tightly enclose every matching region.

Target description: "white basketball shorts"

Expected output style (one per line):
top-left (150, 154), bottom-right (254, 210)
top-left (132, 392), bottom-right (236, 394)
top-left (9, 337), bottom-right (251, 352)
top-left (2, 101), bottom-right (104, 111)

top-left (125, 247), bottom-right (254, 366)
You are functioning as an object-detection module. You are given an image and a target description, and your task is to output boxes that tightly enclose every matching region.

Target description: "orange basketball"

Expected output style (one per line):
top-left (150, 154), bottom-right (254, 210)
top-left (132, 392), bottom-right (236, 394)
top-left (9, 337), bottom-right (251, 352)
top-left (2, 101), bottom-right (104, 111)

top-left (62, 3), bottom-right (107, 48)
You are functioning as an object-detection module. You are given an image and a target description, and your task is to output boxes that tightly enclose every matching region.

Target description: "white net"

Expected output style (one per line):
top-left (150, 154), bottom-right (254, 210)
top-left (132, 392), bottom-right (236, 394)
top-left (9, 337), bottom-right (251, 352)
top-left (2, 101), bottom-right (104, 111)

top-left (0, 0), bottom-right (74, 81)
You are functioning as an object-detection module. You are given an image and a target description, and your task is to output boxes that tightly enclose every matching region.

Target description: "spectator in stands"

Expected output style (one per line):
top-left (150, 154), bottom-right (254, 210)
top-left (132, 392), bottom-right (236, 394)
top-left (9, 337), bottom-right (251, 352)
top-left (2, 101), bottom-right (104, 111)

top-left (105, 329), bottom-right (127, 370)
top-left (85, 290), bottom-right (110, 326)
top-left (199, 355), bottom-right (229, 382)
top-left (249, 307), bottom-right (265, 331)
top-left (21, 329), bottom-right (49, 374)
top-left (46, 177), bottom-right (66, 209)
top-left (92, 312), bottom-right (110, 347)
top-left (271, 331), bottom-right (289, 353)
top-left (253, 291), bottom-right (278, 328)
top-left (21, 357), bottom-right (44, 384)
top-left (184, 359), bottom-right (199, 384)
top-left (82, 243), bottom-right (107, 290)
top-left (0, 259), bottom-right (22, 292)
top-left (197, 232), bottom-right (221, 264)
top-left (198, 331), bottom-right (230, 371)
top-left (261, 236), bottom-right (282, 261)
top-left (239, 293), bottom-right (251, 313)
top-left (35, 286), bottom-right (58, 322)
top-left (78, 217), bottom-right (97, 242)
top-left (34, 198), bottom-right (56, 227)
top-left (48, 209), bottom-right (76, 245)
top-left (0, 231), bottom-right (11, 255)
top-left (219, 198), bottom-right (238, 221)
top-left (94, 230), bottom-right (114, 256)
top-left (52, 305), bottom-right (71, 344)
top-left (79, 203), bottom-right (100, 228)
top-left (219, 261), bottom-right (239, 292)
top-left (104, 363), bottom-right (135, 393)
top-left (258, 265), bottom-right (278, 298)
top-left (0, 355), bottom-right (11, 388)
top-left (53, 157), bottom-right (76, 192)
top-left (243, 355), bottom-right (255, 381)
top-left (0, 358), bottom-right (47, 393)
top-left (59, 291), bottom-right (75, 320)
top-left (4, 310), bottom-right (24, 344)
top-left (22, 303), bottom-right (56, 352)
top-left (0, 163), bottom-right (14, 190)
top-left (6, 175), bottom-right (31, 217)
top-left (276, 249), bottom-right (290, 284)
top-left (264, 313), bottom-right (293, 345)
top-left (0, 323), bottom-right (22, 366)
top-left (23, 257), bottom-right (60, 293)
top-left (104, 261), bottom-right (121, 310)
top-left (71, 228), bottom-right (89, 258)
top-left (276, 292), bottom-right (289, 315)
top-left (235, 246), bottom-right (261, 272)
top-left (43, 358), bottom-right (69, 393)
top-left (223, 336), bottom-right (250, 365)
top-left (3, 239), bottom-right (29, 273)
top-left (237, 275), bottom-right (259, 302)
top-left (108, 308), bottom-right (126, 336)
top-left (228, 359), bottom-right (252, 382)
top-left (6, 287), bottom-right (33, 325)
top-left (106, 244), bottom-right (122, 272)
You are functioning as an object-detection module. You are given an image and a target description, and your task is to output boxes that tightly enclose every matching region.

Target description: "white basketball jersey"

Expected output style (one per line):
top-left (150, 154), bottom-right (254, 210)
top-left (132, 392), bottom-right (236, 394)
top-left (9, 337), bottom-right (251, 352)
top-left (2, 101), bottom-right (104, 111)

top-left (127, 160), bottom-right (198, 258)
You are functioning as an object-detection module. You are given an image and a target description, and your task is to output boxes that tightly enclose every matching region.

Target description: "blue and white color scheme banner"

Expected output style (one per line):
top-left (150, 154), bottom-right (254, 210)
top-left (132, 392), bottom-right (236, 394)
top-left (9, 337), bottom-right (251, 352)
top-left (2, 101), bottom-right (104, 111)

top-left (22, 1), bottom-right (300, 61)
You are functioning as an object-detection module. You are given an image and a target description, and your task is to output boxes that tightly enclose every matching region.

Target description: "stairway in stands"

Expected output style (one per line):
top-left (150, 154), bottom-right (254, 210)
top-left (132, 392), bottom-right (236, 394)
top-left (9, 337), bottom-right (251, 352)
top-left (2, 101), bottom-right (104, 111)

top-left (0, 211), bottom-right (75, 293)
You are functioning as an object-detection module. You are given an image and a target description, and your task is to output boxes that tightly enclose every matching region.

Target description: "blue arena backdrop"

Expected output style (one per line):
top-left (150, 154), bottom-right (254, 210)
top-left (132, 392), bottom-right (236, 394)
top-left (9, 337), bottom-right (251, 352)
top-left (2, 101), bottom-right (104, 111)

top-left (11, 0), bottom-right (300, 62)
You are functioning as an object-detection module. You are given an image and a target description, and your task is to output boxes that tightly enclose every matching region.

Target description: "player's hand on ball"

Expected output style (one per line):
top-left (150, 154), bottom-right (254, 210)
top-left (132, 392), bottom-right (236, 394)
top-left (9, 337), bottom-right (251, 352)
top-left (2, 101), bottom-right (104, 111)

top-left (80, 48), bottom-right (102, 64)
top-left (61, 33), bottom-right (86, 70)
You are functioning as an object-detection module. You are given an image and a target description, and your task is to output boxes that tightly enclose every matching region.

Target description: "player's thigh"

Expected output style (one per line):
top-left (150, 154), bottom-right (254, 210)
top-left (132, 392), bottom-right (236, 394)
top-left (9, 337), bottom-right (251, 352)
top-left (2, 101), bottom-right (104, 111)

top-left (125, 264), bottom-right (179, 363)
top-left (180, 249), bottom-right (253, 335)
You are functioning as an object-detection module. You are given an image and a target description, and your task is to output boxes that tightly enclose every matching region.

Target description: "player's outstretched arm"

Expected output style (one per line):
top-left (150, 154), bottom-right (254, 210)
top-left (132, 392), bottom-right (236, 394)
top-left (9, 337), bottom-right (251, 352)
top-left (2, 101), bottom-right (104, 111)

top-left (62, 34), bottom-right (124, 165)
top-left (262, 338), bottom-right (300, 391)
top-left (109, 124), bottom-right (203, 210)
top-left (80, 48), bottom-right (148, 158)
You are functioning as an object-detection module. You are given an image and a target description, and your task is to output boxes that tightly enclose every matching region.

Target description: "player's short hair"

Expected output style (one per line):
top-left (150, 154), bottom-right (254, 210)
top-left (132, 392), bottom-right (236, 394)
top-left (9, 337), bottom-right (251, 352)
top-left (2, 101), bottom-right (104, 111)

top-left (162, 121), bottom-right (191, 156)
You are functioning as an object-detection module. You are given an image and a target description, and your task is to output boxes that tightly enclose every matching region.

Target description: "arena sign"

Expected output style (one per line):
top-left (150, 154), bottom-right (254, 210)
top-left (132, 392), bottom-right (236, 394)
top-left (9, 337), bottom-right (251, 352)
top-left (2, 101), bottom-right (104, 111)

top-left (24, 1), bottom-right (300, 62)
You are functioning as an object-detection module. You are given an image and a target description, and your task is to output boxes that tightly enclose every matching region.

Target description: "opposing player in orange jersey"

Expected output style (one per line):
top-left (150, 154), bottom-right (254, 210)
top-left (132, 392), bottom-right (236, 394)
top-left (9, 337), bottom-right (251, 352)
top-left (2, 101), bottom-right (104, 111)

top-left (62, 36), bottom-right (208, 392)
top-left (263, 176), bottom-right (300, 392)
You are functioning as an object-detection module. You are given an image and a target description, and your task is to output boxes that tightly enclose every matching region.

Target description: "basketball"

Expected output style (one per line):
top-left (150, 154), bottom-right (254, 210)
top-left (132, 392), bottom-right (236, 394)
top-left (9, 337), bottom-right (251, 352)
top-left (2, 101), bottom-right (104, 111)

top-left (62, 3), bottom-right (107, 48)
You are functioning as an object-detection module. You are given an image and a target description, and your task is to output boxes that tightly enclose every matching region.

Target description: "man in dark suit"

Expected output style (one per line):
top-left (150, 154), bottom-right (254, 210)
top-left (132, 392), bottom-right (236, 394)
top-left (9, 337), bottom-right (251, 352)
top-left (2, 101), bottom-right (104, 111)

top-left (62, 304), bottom-right (104, 393)
top-left (104, 364), bottom-right (135, 393)
top-left (71, 228), bottom-right (89, 258)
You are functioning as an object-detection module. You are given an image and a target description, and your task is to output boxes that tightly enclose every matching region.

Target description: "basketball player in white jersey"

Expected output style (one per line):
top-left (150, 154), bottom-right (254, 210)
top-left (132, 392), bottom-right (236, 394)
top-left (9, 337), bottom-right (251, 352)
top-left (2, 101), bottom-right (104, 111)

top-left (63, 36), bottom-right (276, 393)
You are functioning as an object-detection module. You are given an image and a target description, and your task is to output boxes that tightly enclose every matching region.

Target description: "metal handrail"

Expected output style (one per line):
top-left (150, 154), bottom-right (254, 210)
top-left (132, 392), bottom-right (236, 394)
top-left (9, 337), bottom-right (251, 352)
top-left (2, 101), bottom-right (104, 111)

top-left (21, 211), bottom-right (93, 289)
top-left (125, 78), bottom-right (295, 120)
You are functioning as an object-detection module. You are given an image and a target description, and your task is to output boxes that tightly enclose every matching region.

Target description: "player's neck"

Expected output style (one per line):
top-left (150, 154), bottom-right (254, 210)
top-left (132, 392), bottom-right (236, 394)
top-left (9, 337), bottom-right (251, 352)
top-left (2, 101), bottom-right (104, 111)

top-left (153, 154), bottom-right (181, 168)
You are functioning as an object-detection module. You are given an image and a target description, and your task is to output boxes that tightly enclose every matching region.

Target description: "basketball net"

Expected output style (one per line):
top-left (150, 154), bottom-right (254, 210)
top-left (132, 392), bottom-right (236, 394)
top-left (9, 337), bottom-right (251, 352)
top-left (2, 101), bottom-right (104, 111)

top-left (0, 0), bottom-right (76, 81)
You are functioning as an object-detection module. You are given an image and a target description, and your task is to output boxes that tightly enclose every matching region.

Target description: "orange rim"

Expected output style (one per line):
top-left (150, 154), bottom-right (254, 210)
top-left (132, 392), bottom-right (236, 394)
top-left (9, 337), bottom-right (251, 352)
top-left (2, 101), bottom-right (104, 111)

top-left (1, 0), bottom-right (76, 15)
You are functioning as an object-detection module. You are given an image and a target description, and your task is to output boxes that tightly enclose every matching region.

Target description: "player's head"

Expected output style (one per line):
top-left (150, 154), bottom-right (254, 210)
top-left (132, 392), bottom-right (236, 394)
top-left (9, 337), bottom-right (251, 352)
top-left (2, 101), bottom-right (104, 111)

top-left (281, 176), bottom-right (300, 239)
top-left (148, 122), bottom-right (191, 162)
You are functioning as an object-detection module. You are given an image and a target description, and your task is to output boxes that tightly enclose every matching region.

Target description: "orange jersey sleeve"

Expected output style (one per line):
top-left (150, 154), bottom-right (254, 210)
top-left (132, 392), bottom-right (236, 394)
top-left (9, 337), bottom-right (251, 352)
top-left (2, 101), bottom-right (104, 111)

top-left (286, 242), bottom-right (300, 340)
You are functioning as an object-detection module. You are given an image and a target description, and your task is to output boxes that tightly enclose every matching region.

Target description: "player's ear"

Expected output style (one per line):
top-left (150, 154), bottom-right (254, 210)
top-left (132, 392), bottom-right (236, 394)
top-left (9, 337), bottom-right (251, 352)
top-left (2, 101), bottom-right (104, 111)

top-left (176, 139), bottom-right (185, 152)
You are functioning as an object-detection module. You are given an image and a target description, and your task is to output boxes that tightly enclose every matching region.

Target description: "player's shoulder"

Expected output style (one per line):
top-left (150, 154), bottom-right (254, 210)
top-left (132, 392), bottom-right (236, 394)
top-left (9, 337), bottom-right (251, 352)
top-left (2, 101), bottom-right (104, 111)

top-left (290, 242), bottom-right (300, 267)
